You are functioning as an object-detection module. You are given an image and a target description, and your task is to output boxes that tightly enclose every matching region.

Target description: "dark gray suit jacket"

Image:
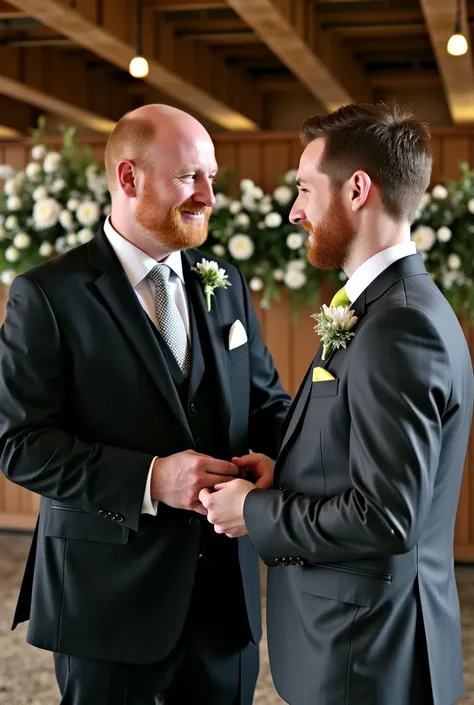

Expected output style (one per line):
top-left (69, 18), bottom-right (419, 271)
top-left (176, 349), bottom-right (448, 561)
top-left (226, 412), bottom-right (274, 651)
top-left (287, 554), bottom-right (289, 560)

top-left (244, 254), bottom-right (473, 705)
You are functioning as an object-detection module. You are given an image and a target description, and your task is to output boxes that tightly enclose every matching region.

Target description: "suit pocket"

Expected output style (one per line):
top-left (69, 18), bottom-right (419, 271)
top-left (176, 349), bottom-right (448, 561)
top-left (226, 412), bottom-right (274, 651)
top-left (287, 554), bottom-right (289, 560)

top-left (45, 505), bottom-right (129, 545)
top-left (310, 379), bottom-right (339, 398)
top-left (299, 562), bottom-right (391, 607)
top-left (227, 345), bottom-right (249, 363)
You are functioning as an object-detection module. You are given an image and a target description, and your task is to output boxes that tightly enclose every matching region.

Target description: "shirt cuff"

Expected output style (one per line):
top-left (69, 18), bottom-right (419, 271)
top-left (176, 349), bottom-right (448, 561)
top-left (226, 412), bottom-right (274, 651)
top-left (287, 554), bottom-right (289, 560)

top-left (141, 457), bottom-right (158, 515)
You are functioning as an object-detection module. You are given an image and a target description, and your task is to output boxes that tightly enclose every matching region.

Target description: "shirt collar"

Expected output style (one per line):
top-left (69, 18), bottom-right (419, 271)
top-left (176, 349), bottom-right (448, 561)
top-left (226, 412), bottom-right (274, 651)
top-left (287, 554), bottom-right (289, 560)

top-left (344, 241), bottom-right (417, 304)
top-left (103, 216), bottom-right (185, 288)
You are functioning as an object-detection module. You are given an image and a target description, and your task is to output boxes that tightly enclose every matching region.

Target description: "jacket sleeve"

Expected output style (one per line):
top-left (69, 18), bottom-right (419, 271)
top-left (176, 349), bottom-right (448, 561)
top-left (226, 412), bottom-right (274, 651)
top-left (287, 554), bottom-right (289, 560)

top-left (0, 274), bottom-right (154, 532)
top-left (244, 306), bottom-right (454, 565)
top-left (239, 269), bottom-right (292, 458)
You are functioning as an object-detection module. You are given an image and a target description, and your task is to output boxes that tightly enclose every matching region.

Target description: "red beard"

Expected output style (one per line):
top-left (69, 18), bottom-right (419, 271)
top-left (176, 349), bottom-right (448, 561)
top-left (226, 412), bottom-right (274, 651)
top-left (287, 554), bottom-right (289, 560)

top-left (135, 178), bottom-right (212, 252)
top-left (304, 189), bottom-right (356, 270)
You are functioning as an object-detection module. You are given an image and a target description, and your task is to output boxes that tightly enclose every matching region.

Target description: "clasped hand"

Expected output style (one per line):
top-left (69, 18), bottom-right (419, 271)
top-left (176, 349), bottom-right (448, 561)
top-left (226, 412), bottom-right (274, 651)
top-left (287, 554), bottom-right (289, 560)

top-left (200, 453), bottom-right (275, 538)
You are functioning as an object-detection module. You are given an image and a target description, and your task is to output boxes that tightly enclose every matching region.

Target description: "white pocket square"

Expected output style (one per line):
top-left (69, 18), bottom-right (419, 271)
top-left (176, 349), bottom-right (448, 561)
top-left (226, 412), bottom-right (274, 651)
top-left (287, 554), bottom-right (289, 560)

top-left (228, 319), bottom-right (248, 350)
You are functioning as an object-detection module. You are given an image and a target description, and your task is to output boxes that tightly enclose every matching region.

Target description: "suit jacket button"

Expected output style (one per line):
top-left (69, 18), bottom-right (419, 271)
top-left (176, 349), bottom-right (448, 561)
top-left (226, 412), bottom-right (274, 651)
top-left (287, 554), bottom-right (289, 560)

top-left (274, 558), bottom-right (281, 566)
top-left (115, 514), bottom-right (124, 523)
top-left (282, 558), bottom-right (290, 566)
top-left (99, 509), bottom-right (107, 518)
top-left (189, 517), bottom-right (200, 528)
top-left (297, 558), bottom-right (305, 565)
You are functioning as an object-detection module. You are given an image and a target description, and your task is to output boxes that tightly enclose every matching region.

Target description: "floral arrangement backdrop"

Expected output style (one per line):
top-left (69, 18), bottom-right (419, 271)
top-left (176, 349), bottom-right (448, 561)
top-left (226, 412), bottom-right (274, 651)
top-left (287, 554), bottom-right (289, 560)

top-left (0, 126), bottom-right (473, 319)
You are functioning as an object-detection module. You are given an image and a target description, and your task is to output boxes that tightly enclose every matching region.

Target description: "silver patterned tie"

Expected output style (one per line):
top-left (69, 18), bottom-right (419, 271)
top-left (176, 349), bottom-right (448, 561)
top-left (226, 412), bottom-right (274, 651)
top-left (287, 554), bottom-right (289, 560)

top-left (147, 264), bottom-right (191, 377)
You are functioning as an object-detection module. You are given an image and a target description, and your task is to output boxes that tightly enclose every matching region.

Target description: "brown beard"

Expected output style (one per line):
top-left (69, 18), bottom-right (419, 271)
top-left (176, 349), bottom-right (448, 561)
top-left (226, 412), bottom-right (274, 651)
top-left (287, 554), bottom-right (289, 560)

top-left (304, 189), bottom-right (356, 270)
top-left (135, 178), bottom-right (212, 251)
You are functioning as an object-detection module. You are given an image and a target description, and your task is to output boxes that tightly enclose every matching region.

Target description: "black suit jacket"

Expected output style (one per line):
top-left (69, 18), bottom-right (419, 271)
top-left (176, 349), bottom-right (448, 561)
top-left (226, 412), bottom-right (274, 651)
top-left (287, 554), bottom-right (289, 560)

top-left (244, 255), bottom-right (473, 705)
top-left (0, 227), bottom-right (291, 664)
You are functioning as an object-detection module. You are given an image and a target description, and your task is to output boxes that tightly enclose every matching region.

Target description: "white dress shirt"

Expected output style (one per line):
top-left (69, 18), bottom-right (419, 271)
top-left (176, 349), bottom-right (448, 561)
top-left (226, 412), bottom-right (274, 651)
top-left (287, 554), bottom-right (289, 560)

top-left (344, 241), bottom-right (417, 305)
top-left (103, 216), bottom-right (191, 515)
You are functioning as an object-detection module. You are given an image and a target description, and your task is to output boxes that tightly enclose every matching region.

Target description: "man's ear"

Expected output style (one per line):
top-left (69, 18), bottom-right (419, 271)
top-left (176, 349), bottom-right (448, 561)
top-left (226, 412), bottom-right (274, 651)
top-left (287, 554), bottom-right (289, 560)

top-left (349, 170), bottom-right (371, 212)
top-left (117, 160), bottom-right (137, 198)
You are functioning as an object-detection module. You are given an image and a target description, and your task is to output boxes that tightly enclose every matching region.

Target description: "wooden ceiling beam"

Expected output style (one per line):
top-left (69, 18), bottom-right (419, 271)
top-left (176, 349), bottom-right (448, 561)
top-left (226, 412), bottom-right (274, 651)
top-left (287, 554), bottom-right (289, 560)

top-left (225, 0), bottom-right (372, 111)
top-left (0, 46), bottom-right (120, 133)
top-left (0, 94), bottom-right (41, 134)
top-left (144, 0), bottom-right (227, 10)
top-left (8, 0), bottom-right (261, 130)
top-left (419, 0), bottom-right (474, 122)
top-left (0, 0), bottom-right (27, 18)
top-left (370, 70), bottom-right (441, 88)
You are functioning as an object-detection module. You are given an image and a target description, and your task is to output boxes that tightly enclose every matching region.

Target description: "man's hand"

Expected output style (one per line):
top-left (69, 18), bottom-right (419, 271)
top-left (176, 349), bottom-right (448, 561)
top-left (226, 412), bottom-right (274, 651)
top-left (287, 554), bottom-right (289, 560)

top-left (232, 453), bottom-right (275, 489)
top-left (151, 451), bottom-right (238, 514)
top-left (199, 479), bottom-right (256, 537)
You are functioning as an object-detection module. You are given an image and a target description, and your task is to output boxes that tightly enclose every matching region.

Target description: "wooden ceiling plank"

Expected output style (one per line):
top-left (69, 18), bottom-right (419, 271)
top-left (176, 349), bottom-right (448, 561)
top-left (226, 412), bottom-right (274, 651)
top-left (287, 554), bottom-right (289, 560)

top-left (0, 45), bottom-right (118, 132)
top-left (225, 0), bottom-right (372, 111)
top-left (8, 0), bottom-right (261, 130)
top-left (144, 0), bottom-right (227, 9)
top-left (419, 0), bottom-right (474, 122)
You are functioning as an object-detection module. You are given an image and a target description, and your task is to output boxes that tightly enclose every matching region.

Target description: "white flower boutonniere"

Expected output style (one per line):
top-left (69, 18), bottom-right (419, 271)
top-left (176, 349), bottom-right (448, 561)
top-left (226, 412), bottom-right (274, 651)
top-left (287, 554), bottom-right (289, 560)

top-left (191, 258), bottom-right (231, 312)
top-left (311, 305), bottom-right (358, 361)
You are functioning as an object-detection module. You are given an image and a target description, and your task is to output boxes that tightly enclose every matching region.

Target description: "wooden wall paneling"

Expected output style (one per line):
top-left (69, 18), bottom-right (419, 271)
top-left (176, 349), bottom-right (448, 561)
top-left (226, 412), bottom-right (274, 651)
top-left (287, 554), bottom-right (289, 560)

top-left (440, 136), bottom-right (470, 180)
top-left (265, 295), bottom-right (292, 396)
top-left (430, 136), bottom-right (442, 185)
top-left (236, 141), bottom-right (263, 185)
top-left (261, 139), bottom-right (293, 191)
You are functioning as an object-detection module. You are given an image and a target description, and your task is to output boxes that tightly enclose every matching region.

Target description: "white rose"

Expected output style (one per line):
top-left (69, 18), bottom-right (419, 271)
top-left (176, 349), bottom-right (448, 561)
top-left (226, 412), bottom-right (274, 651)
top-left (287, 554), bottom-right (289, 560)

top-left (67, 198), bottom-right (80, 212)
top-left (7, 196), bottom-right (21, 211)
top-left (212, 244), bottom-right (226, 257)
top-left (25, 162), bottom-right (42, 180)
top-left (259, 199), bottom-right (272, 215)
top-left (447, 253), bottom-right (461, 270)
top-left (437, 227), bottom-right (452, 242)
top-left (240, 179), bottom-right (255, 192)
top-left (235, 213), bottom-right (250, 228)
top-left (0, 226), bottom-right (6, 241)
top-left (31, 144), bottom-right (47, 161)
top-left (13, 233), bottom-right (31, 249)
top-left (287, 258), bottom-right (306, 271)
top-left (39, 241), bottom-right (54, 257)
top-left (102, 204), bottom-right (111, 216)
top-left (5, 216), bottom-right (18, 231)
top-left (228, 234), bottom-right (255, 260)
top-left (33, 186), bottom-right (48, 201)
top-left (43, 152), bottom-right (61, 174)
top-left (431, 184), bottom-right (448, 200)
top-left (419, 193), bottom-right (431, 209)
top-left (5, 246), bottom-right (20, 263)
top-left (411, 225), bottom-right (436, 252)
top-left (33, 198), bottom-right (61, 230)
top-left (67, 233), bottom-right (79, 247)
top-left (284, 169), bottom-right (298, 184)
top-left (76, 201), bottom-right (100, 227)
top-left (51, 179), bottom-right (66, 194)
top-left (284, 268), bottom-right (307, 289)
top-left (0, 165), bottom-right (14, 180)
top-left (3, 178), bottom-right (19, 195)
top-left (229, 201), bottom-right (242, 215)
top-left (77, 228), bottom-right (94, 244)
top-left (273, 269), bottom-right (285, 281)
top-left (0, 269), bottom-right (16, 286)
top-left (55, 236), bottom-right (67, 253)
top-left (249, 276), bottom-right (264, 292)
top-left (241, 193), bottom-right (257, 211)
top-left (286, 232), bottom-right (304, 250)
top-left (213, 193), bottom-right (229, 211)
top-left (59, 210), bottom-right (74, 230)
top-left (273, 185), bottom-right (293, 206)
top-left (264, 212), bottom-right (282, 228)
top-left (251, 186), bottom-right (264, 200)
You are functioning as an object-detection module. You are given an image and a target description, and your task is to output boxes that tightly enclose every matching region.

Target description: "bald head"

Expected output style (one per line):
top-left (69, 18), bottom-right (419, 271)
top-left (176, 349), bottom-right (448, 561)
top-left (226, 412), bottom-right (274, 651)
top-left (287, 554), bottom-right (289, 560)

top-left (104, 104), bottom-right (212, 193)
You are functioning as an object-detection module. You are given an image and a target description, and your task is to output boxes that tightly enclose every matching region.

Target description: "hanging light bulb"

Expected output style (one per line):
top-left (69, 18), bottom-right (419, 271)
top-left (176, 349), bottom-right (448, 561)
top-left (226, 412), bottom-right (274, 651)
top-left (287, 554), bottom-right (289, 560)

top-left (447, 0), bottom-right (468, 56)
top-left (129, 55), bottom-right (149, 78)
top-left (129, 0), bottom-right (149, 78)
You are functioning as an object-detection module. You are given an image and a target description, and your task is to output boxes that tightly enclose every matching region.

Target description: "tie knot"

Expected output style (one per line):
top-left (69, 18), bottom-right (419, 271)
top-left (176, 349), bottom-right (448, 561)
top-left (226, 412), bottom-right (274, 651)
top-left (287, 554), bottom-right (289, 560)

top-left (330, 285), bottom-right (351, 308)
top-left (148, 263), bottom-right (171, 286)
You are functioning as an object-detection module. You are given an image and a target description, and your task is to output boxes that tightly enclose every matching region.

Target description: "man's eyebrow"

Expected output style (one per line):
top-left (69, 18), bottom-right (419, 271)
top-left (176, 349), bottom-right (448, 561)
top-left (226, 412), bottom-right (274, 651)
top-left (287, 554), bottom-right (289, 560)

top-left (295, 177), bottom-right (306, 186)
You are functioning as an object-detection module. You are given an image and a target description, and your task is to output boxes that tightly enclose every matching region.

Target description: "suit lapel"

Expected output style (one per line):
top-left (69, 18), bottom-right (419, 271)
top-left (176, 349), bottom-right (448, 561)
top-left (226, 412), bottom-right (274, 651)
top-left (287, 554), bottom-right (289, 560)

top-left (88, 229), bottom-right (193, 441)
top-left (182, 251), bottom-right (232, 432)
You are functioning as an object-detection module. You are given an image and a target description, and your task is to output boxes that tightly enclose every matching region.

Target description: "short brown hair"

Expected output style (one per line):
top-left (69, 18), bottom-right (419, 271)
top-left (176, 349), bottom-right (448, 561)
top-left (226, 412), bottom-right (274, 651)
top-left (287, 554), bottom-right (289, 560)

top-left (105, 113), bottom-right (156, 192)
top-left (300, 101), bottom-right (432, 223)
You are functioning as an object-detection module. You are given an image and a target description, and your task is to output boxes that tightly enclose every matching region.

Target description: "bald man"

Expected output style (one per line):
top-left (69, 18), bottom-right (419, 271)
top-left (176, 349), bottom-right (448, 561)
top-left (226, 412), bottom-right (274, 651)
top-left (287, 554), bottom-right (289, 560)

top-left (0, 105), bottom-right (291, 705)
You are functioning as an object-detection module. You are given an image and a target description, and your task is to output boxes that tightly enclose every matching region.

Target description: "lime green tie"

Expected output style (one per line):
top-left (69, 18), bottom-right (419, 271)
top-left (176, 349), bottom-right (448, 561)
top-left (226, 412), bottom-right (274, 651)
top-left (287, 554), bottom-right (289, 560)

top-left (330, 285), bottom-right (351, 308)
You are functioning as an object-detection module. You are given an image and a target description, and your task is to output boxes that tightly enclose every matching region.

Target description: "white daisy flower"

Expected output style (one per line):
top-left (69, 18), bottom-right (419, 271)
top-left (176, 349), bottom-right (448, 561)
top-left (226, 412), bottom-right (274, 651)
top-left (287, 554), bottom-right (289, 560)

top-left (284, 268), bottom-right (307, 290)
top-left (264, 212), bottom-right (282, 228)
top-left (235, 213), bottom-right (250, 228)
top-left (31, 144), bottom-right (47, 161)
top-left (284, 169), bottom-right (298, 184)
top-left (67, 198), bottom-right (81, 212)
top-left (212, 244), bottom-right (226, 257)
top-left (39, 241), bottom-right (54, 257)
top-left (7, 196), bottom-right (21, 211)
top-left (13, 233), bottom-right (31, 250)
top-left (286, 232), bottom-right (304, 250)
top-left (0, 269), bottom-right (16, 286)
top-left (25, 162), bottom-right (41, 179)
top-left (273, 185), bottom-right (293, 206)
top-left (273, 269), bottom-right (285, 281)
top-left (33, 186), bottom-right (48, 201)
top-left (76, 201), bottom-right (100, 227)
top-left (228, 234), bottom-right (255, 260)
top-left (431, 184), bottom-right (448, 200)
top-left (43, 152), bottom-right (61, 174)
top-left (5, 246), bottom-right (20, 263)
top-left (5, 216), bottom-right (18, 231)
top-left (229, 201), bottom-right (242, 215)
top-left (213, 193), bottom-right (229, 211)
top-left (3, 178), bottom-right (19, 196)
top-left (77, 229), bottom-right (94, 244)
top-left (447, 253), bottom-right (461, 270)
top-left (437, 227), bottom-right (452, 242)
top-left (240, 179), bottom-right (255, 192)
top-left (59, 210), bottom-right (74, 230)
top-left (249, 276), bottom-right (264, 292)
top-left (411, 226), bottom-right (436, 252)
top-left (33, 198), bottom-right (61, 230)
